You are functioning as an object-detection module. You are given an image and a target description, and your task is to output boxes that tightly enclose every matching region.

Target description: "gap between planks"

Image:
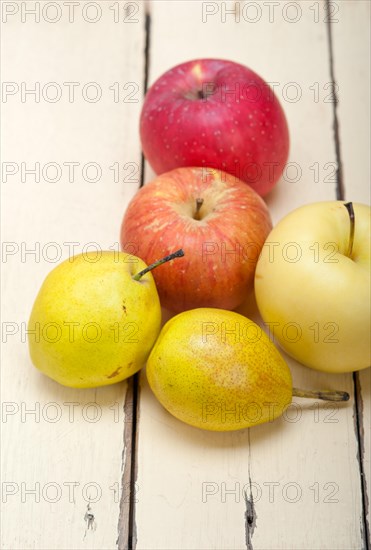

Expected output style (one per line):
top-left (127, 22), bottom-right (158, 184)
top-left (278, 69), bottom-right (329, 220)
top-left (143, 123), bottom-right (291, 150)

top-left (326, 1), bottom-right (370, 546)
top-left (118, 4), bottom-right (152, 548)
top-left (118, 2), bottom-right (370, 550)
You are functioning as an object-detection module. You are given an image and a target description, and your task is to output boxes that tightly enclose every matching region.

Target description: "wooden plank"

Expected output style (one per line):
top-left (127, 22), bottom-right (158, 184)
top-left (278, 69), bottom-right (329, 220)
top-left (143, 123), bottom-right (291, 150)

top-left (331, 0), bottom-right (371, 541)
top-left (330, 0), bottom-right (371, 205)
top-left (1, 2), bottom-right (146, 548)
top-left (134, 1), bottom-right (364, 548)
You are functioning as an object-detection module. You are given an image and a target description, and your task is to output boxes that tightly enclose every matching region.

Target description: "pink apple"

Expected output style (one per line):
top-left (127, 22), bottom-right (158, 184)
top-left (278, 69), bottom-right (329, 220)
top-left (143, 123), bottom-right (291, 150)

top-left (140, 58), bottom-right (289, 197)
top-left (120, 167), bottom-right (272, 312)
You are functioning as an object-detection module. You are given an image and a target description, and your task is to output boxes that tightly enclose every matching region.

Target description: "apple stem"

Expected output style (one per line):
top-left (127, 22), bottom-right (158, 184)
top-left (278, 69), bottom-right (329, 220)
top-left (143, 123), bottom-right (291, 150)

top-left (292, 387), bottom-right (350, 402)
top-left (344, 202), bottom-right (355, 258)
top-left (194, 198), bottom-right (204, 220)
top-left (132, 249), bottom-right (185, 281)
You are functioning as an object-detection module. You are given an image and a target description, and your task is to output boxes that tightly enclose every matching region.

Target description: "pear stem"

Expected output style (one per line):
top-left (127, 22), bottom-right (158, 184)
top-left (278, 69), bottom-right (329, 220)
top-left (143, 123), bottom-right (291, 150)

top-left (194, 198), bottom-right (204, 220)
top-left (344, 202), bottom-right (355, 258)
top-left (132, 249), bottom-right (185, 281)
top-left (292, 387), bottom-right (350, 402)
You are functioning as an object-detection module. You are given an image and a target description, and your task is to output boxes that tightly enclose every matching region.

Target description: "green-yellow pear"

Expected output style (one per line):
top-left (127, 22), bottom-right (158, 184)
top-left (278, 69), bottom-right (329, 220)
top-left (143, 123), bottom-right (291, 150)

top-left (146, 308), bottom-right (349, 431)
top-left (28, 250), bottom-right (183, 388)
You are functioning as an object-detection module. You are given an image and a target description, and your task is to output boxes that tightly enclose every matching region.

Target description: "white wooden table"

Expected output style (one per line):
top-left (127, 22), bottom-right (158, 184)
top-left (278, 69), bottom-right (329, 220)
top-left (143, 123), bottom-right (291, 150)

top-left (1, 1), bottom-right (370, 549)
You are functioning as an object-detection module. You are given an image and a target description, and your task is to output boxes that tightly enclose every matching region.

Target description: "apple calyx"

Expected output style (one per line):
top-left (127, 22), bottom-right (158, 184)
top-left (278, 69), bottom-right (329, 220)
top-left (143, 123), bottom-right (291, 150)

top-left (132, 249), bottom-right (185, 281)
top-left (292, 387), bottom-right (349, 402)
top-left (344, 202), bottom-right (355, 258)
top-left (194, 198), bottom-right (204, 221)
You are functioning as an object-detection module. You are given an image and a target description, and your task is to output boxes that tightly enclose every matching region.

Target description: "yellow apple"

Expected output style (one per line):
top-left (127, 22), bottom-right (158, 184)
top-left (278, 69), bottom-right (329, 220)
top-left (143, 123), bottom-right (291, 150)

top-left (255, 201), bottom-right (370, 373)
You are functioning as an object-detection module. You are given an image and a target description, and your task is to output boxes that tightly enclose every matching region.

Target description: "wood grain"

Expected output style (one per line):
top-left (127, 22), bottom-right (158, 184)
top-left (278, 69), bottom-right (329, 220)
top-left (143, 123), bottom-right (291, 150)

top-left (133, 1), bottom-right (367, 549)
top-left (1, 1), bottom-right (369, 549)
top-left (331, 1), bottom-right (371, 543)
top-left (1, 3), bottom-right (146, 548)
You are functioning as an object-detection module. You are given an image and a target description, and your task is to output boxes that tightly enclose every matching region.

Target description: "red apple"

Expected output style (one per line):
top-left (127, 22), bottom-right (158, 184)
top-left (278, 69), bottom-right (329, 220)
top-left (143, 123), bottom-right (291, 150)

top-left (140, 58), bottom-right (289, 197)
top-left (120, 167), bottom-right (272, 312)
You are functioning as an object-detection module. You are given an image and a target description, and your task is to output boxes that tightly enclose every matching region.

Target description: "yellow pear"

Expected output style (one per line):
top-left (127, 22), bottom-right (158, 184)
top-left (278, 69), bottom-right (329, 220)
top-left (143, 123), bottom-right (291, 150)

top-left (146, 308), bottom-right (349, 431)
top-left (28, 250), bottom-right (183, 388)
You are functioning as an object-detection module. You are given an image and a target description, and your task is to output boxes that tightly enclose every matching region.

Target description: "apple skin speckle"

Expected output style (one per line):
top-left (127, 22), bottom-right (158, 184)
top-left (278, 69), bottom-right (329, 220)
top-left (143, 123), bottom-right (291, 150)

top-left (140, 58), bottom-right (289, 196)
top-left (120, 166), bottom-right (272, 312)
